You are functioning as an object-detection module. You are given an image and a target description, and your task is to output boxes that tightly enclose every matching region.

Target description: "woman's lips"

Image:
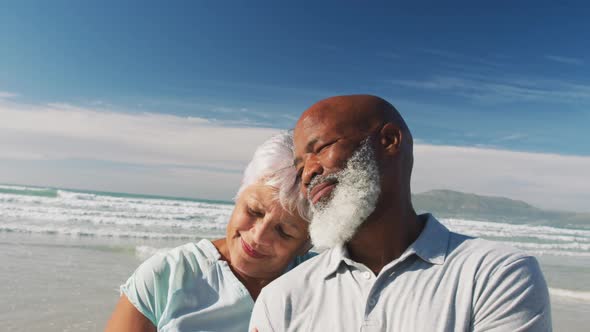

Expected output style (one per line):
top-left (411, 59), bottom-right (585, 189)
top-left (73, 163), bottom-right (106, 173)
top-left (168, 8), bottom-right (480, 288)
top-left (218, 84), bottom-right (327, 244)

top-left (310, 181), bottom-right (336, 204)
top-left (241, 238), bottom-right (266, 259)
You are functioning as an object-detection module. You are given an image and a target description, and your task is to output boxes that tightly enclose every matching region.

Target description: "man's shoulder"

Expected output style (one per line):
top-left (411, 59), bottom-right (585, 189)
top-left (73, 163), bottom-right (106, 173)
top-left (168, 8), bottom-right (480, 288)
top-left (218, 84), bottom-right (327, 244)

top-left (441, 233), bottom-right (551, 330)
top-left (263, 249), bottom-right (333, 294)
top-left (423, 214), bottom-right (533, 268)
top-left (452, 231), bottom-right (528, 256)
top-left (446, 230), bottom-right (538, 275)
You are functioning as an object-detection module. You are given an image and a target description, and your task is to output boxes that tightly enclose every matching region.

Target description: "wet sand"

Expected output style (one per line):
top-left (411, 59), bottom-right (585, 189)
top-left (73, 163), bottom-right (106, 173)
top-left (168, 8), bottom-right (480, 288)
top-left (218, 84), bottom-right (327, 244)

top-left (1, 232), bottom-right (588, 331)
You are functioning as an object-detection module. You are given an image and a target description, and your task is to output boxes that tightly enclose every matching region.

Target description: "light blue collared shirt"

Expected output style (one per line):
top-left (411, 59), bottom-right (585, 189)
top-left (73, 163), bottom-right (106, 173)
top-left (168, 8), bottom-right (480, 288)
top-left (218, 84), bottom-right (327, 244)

top-left (250, 214), bottom-right (552, 331)
top-left (121, 239), bottom-right (313, 332)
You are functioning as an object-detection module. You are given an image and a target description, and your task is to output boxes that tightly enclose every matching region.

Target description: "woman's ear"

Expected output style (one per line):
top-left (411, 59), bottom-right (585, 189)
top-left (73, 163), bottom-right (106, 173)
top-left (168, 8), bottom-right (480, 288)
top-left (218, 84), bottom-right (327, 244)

top-left (379, 123), bottom-right (402, 155)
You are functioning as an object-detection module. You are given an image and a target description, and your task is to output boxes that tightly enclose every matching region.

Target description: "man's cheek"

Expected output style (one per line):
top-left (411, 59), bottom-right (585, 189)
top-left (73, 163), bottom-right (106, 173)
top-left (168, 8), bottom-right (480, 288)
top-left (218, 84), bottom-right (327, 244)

top-left (327, 151), bottom-right (351, 170)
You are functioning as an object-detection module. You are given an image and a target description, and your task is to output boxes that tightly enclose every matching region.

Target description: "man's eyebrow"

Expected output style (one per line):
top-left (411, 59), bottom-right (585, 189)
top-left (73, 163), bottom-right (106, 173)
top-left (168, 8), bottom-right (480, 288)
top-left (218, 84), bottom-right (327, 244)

top-left (306, 137), bottom-right (319, 153)
top-left (293, 137), bottom-right (319, 168)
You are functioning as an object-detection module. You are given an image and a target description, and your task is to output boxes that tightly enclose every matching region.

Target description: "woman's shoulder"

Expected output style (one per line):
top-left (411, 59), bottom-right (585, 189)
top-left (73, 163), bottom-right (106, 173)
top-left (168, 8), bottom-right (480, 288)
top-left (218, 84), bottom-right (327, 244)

top-left (121, 239), bottom-right (231, 328)
top-left (154, 240), bottom-right (220, 271)
top-left (129, 240), bottom-right (218, 282)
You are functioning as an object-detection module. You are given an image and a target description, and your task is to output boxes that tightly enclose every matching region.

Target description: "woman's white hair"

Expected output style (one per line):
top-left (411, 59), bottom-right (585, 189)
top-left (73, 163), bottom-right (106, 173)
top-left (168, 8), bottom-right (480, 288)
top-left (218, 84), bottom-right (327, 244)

top-left (235, 131), bottom-right (303, 215)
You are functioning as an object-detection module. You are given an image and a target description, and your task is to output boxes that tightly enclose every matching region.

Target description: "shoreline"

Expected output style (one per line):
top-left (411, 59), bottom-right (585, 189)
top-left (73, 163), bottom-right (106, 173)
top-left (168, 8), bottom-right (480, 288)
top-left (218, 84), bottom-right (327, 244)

top-left (0, 232), bottom-right (589, 331)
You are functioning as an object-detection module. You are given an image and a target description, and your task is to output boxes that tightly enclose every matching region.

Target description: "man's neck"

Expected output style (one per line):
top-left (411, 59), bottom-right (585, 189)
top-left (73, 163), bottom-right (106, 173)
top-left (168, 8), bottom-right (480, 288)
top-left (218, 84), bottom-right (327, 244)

top-left (346, 206), bottom-right (423, 275)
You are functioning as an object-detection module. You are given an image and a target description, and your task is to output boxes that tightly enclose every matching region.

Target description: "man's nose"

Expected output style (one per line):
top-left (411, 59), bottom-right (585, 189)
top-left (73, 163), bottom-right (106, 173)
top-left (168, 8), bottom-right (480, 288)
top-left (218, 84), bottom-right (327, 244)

top-left (301, 157), bottom-right (323, 195)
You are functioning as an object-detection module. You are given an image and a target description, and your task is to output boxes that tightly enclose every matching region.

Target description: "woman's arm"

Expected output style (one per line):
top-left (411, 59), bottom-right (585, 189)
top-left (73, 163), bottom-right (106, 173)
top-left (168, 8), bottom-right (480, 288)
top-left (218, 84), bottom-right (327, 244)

top-left (105, 295), bottom-right (156, 332)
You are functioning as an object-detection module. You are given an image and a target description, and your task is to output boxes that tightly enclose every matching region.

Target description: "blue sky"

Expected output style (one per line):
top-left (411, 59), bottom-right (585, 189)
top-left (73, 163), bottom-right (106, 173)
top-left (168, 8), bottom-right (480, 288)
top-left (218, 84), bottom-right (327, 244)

top-left (1, 1), bottom-right (589, 211)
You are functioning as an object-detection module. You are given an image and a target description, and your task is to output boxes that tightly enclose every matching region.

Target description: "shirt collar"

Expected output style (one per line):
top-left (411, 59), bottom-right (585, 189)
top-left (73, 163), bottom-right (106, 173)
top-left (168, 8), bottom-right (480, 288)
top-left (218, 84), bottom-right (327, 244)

top-left (323, 245), bottom-right (349, 278)
top-left (409, 214), bottom-right (450, 265)
top-left (321, 213), bottom-right (450, 278)
top-left (198, 239), bottom-right (221, 261)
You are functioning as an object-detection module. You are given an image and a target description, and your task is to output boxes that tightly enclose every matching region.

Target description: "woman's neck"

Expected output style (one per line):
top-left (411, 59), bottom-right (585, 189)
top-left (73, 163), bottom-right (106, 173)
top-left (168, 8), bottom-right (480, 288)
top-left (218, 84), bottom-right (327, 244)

top-left (211, 238), bottom-right (273, 300)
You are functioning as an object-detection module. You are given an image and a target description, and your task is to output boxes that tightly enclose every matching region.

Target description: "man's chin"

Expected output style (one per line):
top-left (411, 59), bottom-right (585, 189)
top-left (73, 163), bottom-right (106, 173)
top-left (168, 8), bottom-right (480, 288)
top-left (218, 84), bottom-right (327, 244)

top-left (309, 195), bottom-right (334, 214)
top-left (309, 221), bottom-right (359, 249)
top-left (309, 207), bottom-right (365, 249)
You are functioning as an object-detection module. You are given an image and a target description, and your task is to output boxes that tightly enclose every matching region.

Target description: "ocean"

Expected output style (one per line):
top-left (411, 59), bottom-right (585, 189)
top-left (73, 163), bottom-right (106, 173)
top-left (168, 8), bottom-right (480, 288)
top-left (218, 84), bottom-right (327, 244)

top-left (1, 184), bottom-right (588, 331)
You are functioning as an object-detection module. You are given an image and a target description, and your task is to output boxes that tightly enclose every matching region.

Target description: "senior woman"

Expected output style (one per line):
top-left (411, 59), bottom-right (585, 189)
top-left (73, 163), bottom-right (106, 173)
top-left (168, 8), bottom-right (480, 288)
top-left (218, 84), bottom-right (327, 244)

top-left (105, 132), bottom-right (311, 332)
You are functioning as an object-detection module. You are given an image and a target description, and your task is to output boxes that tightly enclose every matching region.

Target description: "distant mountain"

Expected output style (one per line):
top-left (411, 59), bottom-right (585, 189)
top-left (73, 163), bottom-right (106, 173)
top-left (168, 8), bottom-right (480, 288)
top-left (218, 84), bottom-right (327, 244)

top-left (412, 189), bottom-right (590, 229)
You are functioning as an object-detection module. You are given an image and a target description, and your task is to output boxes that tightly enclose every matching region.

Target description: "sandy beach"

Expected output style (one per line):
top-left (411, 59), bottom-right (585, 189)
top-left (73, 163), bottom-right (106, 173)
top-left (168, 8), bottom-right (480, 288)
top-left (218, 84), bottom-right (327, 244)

top-left (2, 232), bottom-right (590, 331)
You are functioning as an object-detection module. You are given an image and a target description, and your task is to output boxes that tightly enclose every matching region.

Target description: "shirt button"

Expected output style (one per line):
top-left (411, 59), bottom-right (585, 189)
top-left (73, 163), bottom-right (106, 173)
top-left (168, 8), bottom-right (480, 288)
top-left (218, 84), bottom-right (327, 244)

top-left (368, 297), bottom-right (377, 306)
top-left (363, 271), bottom-right (372, 279)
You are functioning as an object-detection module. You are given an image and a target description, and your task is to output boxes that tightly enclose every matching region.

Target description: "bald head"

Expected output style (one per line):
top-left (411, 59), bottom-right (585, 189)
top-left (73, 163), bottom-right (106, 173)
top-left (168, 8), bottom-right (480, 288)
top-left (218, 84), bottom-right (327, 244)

top-left (293, 94), bottom-right (414, 204)
top-left (296, 94), bottom-right (412, 153)
top-left (298, 94), bottom-right (410, 139)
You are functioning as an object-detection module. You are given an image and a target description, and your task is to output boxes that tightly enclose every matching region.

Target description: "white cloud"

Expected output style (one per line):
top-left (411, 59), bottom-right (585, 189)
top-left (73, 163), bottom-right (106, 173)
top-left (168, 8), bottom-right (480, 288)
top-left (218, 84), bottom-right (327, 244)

top-left (420, 48), bottom-right (505, 68)
top-left (376, 51), bottom-right (400, 60)
top-left (0, 100), bottom-right (283, 200)
top-left (0, 158), bottom-right (244, 201)
top-left (545, 55), bottom-right (584, 65)
top-left (0, 100), bottom-right (281, 170)
top-left (412, 144), bottom-right (590, 212)
top-left (1, 99), bottom-right (589, 211)
top-left (0, 91), bottom-right (18, 99)
top-left (389, 75), bottom-right (590, 105)
top-left (495, 133), bottom-right (527, 142)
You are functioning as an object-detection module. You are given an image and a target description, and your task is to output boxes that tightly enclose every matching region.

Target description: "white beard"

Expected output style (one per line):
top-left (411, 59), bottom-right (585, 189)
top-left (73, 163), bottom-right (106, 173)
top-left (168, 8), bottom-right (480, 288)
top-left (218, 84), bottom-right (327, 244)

top-left (308, 139), bottom-right (381, 249)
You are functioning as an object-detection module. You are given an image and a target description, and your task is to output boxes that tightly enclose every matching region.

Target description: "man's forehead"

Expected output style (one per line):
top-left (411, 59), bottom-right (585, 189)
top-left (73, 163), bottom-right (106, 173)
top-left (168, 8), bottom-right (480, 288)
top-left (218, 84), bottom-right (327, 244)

top-left (294, 95), bottom-right (384, 145)
top-left (295, 107), bottom-right (343, 135)
top-left (297, 107), bottom-right (329, 126)
top-left (294, 114), bottom-right (331, 150)
top-left (295, 109), bottom-right (366, 145)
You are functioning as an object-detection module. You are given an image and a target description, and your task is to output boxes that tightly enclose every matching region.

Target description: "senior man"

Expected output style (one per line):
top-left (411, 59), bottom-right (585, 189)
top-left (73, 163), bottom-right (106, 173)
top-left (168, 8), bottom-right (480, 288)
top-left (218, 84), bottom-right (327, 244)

top-left (250, 95), bottom-right (551, 331)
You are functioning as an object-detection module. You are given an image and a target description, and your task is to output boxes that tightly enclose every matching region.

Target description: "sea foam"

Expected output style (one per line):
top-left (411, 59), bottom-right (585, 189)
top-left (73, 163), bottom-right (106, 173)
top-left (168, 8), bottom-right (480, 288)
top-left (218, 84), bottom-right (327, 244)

top-left (1, 185), bottom-right (589, 258)
top-left (550, 288), bottom-right (590, 302)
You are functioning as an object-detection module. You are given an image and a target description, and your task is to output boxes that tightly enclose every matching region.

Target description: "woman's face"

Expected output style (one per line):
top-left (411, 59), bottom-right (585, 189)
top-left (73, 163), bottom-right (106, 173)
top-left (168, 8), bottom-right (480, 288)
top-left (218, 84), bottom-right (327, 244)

top-left (226, 184), bottom-right (309, 280)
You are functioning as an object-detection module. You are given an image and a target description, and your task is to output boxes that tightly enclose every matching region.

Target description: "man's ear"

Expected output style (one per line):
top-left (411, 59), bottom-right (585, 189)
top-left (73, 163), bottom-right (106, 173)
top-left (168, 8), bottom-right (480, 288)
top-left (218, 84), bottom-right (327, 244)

top-left (379, 123), bottom-right (402, 155)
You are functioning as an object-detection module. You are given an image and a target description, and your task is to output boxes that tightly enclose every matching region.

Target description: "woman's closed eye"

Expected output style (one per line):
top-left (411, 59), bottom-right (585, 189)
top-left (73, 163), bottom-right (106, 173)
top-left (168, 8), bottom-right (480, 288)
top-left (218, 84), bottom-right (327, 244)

top-left (247, 207), bottom-right (264, 218)
top-left (276, 225), bottom-right (292, 239)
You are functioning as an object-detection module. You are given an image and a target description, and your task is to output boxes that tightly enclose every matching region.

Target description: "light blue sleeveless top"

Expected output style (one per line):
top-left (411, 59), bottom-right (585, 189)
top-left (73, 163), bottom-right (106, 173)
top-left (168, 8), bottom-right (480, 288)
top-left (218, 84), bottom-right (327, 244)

top-left (121, 239), bottom-right (313, 332)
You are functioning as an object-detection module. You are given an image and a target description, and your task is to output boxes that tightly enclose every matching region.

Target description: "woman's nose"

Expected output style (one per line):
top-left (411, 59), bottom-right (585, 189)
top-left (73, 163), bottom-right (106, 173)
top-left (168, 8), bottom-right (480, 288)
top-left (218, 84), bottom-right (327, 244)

top-left (250, 219), bottom-right (273, 245)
